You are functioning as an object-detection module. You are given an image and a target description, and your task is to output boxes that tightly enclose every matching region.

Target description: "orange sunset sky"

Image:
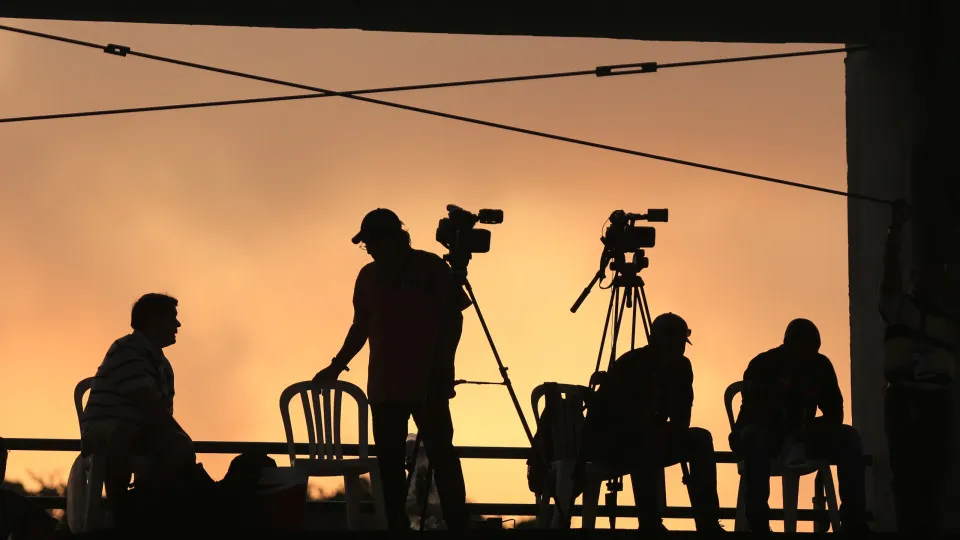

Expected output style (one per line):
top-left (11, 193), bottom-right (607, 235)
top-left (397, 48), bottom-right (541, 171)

top-left (1, 19), bottom-right (854, 531)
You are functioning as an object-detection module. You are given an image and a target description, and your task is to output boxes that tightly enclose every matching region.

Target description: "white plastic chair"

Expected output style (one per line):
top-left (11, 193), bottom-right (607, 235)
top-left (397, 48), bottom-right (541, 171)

top-left (724, 381), bottom-right (841, 533)
top-left (530, 383), bottom-right (590, 528)
top-left (67, 377), bottom-right (107, 533)
top-left (279, 380), bottom-right (387, 530)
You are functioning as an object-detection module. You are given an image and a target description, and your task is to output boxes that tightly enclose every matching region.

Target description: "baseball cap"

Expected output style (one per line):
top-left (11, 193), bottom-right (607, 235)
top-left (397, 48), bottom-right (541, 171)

top-left (351, 208), bottom-right (404, 245)
top-left (650, 312), bottom-right (692, 345)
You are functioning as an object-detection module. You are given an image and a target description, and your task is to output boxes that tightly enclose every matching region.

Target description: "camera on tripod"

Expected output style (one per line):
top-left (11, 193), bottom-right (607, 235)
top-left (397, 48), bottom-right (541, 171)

top-left (602, 209), bottom-right (668, 253)
top-left (436, 205), bottom-right (504, 255)
top-left (602, 209), bottom-right (668, 273)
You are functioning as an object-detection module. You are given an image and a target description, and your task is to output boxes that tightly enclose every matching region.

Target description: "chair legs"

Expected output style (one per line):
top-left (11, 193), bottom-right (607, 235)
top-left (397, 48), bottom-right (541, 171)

top-left (348, 467), bottom-right (388, 531)
top-left (817, 467), bottom-right (842, 532)
top-left (734, 475), bottom-right (750, 531)
top-left (551, 460), bottom-right (576, 528)
top-left (781, 473), bottom-right (800, 533)
top-left (344, 473), bottom-right (363, 530)
top-left (367, 467), bottom-right (388, 530)
top-left (84, 455), bottom-right (106, 532)
top-left (733, 466), bottom-right (842, 533)
top-left (581, 470), bottom-right (603, 529)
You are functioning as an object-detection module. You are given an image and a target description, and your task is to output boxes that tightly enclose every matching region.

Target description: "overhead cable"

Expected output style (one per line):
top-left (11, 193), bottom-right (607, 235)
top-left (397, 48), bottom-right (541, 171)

top-left (0, 43), bottom-right (869, 125)
top-left (0, 23), bottom-right (888, 204)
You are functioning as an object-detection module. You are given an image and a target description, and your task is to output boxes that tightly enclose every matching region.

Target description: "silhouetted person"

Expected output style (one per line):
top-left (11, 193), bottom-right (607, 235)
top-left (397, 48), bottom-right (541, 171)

top-left (731, 319), bottom-right (868, 533)
top-left (880, 200), bottom-right (958, 535)
top-left (80, 294), bottom-right (212, 524)
top-left (585, 313), bottom-right (723, 533)
top-left (313, 208), bottom-right (469, 531)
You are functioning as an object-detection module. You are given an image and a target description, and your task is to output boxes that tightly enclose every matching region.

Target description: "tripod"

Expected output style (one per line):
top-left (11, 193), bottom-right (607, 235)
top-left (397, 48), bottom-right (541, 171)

top-left (572, 250), bottom-right (692, 529)
top-left (404, 249), bottom-right (562, 530)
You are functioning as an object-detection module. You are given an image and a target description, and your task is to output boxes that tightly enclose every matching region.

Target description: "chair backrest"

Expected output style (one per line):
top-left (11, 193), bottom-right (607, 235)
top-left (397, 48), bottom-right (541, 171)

top-left (74, 377), bottom-right (94, 433)
top-left (723, 380), bottom-right (744, 432)
top-left (531, 383), bottom-right (591, 461)
top-left (279, 380), bottom-right (369, 466)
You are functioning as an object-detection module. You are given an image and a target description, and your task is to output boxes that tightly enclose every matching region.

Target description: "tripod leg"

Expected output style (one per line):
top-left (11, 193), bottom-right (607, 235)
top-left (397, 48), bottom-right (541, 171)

top-left (460, 278), bottom-right (570, 524)
top-left (594, 278), bottom-right (618, 375)
top-left (637, 285), bottom-right (652, 340)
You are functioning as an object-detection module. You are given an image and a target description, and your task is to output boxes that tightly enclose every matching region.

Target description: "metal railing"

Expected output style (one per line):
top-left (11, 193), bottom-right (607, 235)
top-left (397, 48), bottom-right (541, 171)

top-left (2, 437), bottom-right (873, 523)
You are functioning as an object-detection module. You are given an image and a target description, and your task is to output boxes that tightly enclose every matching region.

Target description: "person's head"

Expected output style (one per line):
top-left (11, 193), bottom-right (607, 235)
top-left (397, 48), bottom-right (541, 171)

top-left (648, 313), bottom-right (692, 358)
top-left (351, 208), bottom-right (412, 263)
top-left (782, 318), bottom-right (821, 356)
top-left (131, 293), bottom-right (180, 349)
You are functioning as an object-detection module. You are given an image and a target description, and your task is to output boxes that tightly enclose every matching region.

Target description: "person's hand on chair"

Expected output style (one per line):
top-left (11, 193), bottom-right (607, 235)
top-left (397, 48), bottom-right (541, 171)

top-left (312, 359), bottom-right (345, 385)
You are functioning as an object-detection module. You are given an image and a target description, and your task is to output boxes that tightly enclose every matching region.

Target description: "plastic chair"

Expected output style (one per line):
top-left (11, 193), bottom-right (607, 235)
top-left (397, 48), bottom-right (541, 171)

top-left (724, 380), bottom-right (841, 532)
top-left (279, 380), bottom-right (387, 530)
top-left (530, 383), bottom-right (590, 528)
top-left (67, 377), bottom-right (107, 533)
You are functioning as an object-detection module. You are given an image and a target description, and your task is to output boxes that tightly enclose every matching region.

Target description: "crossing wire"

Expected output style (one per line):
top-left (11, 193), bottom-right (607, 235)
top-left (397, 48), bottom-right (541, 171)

top-left (0, 23), bottom-right (888, 204)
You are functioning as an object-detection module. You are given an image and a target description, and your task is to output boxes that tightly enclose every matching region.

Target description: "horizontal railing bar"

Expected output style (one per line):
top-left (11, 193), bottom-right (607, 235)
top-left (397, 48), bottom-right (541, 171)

top-left (0, 438), bottom-right (875, 466)
top-left (27, 496), bottom-right (870, 522)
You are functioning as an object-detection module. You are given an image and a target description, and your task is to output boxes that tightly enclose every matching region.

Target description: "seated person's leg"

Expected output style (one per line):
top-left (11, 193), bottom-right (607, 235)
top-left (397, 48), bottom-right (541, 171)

top-left (626, 460), bottom-right (662, 531)
top-left (736, 424), bottom-right (780, 531)
top-left (81, 419), bottom-right (140, 511)
top-left (679, 427), bottom-right (722, 530)
top-left (803, 419), bottom-right (868, 530)
top-left (139, 423), bottom-right (198, 488)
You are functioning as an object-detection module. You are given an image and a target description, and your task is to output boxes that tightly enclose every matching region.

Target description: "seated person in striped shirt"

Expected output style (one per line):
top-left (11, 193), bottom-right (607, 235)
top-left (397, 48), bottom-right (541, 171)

top-left (80, 293), bottom-right (201, 514)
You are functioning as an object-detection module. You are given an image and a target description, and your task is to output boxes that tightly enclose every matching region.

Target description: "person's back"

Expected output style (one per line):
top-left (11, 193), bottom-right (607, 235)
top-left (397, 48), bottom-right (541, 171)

top-left (82, 332), bottom-right (174, 434)
top-left (735, 345), bottom-right (842, 438)
top-left (588, 346), bottom-right (659, 442)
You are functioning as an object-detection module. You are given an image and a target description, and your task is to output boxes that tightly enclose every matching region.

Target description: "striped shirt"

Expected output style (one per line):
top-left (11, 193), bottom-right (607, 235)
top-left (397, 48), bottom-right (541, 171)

top-left (81, 331), bottom-right (175, 429)
top-left (880, 289), bottom-right (957, 390)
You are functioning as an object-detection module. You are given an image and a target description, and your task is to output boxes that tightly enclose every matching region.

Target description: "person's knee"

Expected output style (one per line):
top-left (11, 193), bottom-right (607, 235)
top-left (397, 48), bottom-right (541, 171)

top-left (838, 424), bottom-right (863, 455)
top-left (688, 427), bottom-right (715, 452)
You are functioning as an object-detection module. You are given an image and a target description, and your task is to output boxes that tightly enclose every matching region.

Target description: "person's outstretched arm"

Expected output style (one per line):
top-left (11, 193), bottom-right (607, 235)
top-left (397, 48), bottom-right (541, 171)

top-left (315, 270), bottom-right (370, 382)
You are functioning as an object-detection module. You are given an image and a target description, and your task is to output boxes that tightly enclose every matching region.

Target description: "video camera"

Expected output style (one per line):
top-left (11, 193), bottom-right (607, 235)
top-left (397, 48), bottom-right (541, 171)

top-left (601, 209), bottom-right (668, 254)
top-left (436, 205), bottom-right (504, 255)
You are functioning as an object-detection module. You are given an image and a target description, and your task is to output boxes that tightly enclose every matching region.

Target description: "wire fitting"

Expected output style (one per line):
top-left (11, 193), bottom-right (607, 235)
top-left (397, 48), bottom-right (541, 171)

top-left (595, 62), bottom-right (658, 77)
top-left (103, 44), bottom-right (130, 57)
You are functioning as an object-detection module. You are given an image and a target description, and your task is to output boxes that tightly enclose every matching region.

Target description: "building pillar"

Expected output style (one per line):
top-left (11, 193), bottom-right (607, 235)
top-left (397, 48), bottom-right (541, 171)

top-left (846, 8), bottom-right (960, 532)
top-left (845, 44), bottom-right (912, 534)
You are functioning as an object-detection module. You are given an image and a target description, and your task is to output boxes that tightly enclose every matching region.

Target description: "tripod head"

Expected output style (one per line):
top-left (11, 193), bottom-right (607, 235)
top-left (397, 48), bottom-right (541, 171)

top-left (570, 208), bottom-right (668, 313)
top-left (437, 204), bottom-right (503, 281)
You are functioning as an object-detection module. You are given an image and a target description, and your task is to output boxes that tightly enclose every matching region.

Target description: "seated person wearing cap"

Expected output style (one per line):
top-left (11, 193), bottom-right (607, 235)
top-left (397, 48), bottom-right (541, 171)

top-left (585, 313), bottom-right (722, 533)
top-left (730, 319), bottom-right (869, 533)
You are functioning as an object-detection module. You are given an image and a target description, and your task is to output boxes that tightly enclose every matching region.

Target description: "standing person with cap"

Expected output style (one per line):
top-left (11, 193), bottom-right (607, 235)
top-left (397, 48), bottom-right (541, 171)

top-left (731, 319), bottom-right (869, 533)
top-left (584, 313), bottom-right (724, 533)
top-left (313, 208), bottom-right (471, 531)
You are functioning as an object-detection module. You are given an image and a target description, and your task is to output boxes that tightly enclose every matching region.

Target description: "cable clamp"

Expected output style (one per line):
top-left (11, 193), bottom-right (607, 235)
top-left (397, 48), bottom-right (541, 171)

top-left (104, 44), bottom-right (130, 57)
top-left (595, 62), bottom-right (658, 77)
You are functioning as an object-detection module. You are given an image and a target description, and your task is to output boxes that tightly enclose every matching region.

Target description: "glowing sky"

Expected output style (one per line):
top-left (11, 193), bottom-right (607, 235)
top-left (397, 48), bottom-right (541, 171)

top-left (0, 19), bottom-right (852, 530)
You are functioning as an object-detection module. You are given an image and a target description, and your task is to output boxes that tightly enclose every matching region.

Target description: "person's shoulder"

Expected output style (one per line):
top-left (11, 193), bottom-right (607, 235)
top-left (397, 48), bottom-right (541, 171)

top-left (747, 347), bottom-right (779, 367)
top-left (412, 249), bottom-right (452, 272)
top-left (614, 346), bottom-right (654, 367)
top-left (104, 334), bottom-right (147, 362)
top-left (356, 261), bottom-right (376, 281)
top-left (815, 352), bottom-right (835, 368)
top-left (413, 249), bottom-right (446, 264)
